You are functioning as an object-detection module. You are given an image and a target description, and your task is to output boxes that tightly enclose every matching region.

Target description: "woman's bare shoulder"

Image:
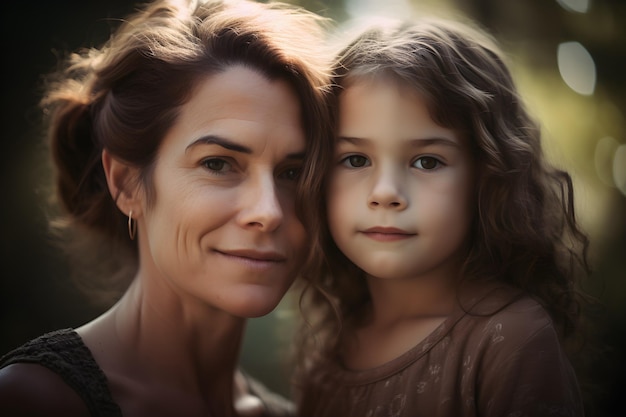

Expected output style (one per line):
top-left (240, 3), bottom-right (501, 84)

top-left (0, 362), bottom-right (90, 417)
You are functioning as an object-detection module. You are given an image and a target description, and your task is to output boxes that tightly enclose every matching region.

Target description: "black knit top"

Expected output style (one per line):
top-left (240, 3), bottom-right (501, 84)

top-left (0, 328), bottom-right (122, 416)
top-left (0, 328), bottom-right (295, 417)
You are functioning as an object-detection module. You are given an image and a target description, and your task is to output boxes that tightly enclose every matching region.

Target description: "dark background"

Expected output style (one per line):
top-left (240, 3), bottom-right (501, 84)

top-left (1, 1), bottom-right (625, 416)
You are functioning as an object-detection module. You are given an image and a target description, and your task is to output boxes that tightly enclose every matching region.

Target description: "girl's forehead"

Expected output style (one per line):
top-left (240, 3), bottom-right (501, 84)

top-left (342, 70), bottom-right (432, 103)
top-left (340, 74), bottom-right (434, 118)
top-left (339, 74), bottom-right (472, 148)
top-left (350, 72), bottom-right (475, 138)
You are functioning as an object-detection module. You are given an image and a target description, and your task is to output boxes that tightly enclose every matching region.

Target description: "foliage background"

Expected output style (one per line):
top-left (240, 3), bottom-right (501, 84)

top-left (0, 1), bottom-right (624, 416)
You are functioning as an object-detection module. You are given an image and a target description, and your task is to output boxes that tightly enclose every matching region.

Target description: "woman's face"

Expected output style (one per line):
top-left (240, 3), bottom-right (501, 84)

top-left (137, 65), bottom-right (307, 318)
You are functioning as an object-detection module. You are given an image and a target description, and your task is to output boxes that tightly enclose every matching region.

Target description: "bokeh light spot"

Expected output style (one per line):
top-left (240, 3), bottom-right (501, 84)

top-left (613, 144), bottom-right (626, 196)
top-left (595, 136), bottom-right (619, 186)
top-left (346, 0), bottom-right (414, 19)
top-left (556, 0), bottom-right (591, 13)
top-left (557, 41), bottom-right (596, 95)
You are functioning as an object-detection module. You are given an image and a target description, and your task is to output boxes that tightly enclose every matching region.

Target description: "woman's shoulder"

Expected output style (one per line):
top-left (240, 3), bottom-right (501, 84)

top-left (0, 328), bottom-right (123, 417)
top-left (0, 362), bottom-right (90, 416)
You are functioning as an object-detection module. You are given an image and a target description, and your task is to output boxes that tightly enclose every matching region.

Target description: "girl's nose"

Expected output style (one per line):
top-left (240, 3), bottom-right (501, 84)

top-left (367, 167), bottom-right (408, 210)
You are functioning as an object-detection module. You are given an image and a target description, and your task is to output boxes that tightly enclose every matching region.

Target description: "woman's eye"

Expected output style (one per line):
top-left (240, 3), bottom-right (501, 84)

top-left (202, 158), bottom-right (232, 173)
top-left (279, 166), bottom-right (302, 181)
top-left (413, 156), bottom-right (441, 170)
top-left (341, 155), bottom-right (369, 168)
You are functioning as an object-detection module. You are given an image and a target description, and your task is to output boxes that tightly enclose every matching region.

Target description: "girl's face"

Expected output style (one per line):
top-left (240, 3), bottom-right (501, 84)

top-left (137, 66), bottom-right (307, 318)
top-left (327, 77), bottom-right (475, 283)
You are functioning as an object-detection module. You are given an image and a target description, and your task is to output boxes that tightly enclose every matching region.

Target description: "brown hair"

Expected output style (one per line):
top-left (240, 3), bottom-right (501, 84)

top-left (43, 0), bottom-right (334, 304)
top-left (295, 17), bottom-right (590, 382)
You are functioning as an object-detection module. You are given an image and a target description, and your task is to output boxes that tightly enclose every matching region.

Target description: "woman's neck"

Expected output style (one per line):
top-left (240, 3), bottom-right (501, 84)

top-left (78, 275), bottom-right (247, 415)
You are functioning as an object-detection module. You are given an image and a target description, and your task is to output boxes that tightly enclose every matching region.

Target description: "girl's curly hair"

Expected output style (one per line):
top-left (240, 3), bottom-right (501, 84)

top-left (294, 16), bottom-right (591, 387)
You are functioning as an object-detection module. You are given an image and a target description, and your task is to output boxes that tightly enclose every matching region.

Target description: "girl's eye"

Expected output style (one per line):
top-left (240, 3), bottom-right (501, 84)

top-left (202, 158), bottom-right (232, 173)
top-left (341, 155), bottom-right (370, 168)
top-left (413, 156), bottom-right (441, 170)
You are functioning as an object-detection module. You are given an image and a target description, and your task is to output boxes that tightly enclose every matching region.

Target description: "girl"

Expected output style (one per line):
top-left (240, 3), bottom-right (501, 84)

top-left (295, 17), bottom-right (589, 417)
top-left (0, 0), bottom-right (333, 416)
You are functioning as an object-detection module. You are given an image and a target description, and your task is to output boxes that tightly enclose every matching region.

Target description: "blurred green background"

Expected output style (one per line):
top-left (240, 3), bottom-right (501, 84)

top-left (1, 0), bottom-right (624, 416)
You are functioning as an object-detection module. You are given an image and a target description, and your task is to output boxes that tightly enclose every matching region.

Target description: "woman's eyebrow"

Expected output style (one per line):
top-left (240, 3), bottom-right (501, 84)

top-left (186, 134), bottom-right (306, 159)
top-left (186, 135), bottom-right (252, 154)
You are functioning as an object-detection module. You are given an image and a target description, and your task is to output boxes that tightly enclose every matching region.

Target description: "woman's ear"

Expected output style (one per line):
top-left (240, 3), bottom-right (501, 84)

top-left (102, 149), bottom-right (143, 216)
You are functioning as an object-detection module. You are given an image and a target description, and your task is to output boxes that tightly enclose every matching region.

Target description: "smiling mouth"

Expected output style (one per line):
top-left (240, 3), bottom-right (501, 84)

top-left (214, 249), bottom-right (286, 263)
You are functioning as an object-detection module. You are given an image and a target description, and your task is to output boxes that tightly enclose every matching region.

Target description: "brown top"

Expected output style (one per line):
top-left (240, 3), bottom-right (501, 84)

top-left (297, 285), bottom-right (584, 417)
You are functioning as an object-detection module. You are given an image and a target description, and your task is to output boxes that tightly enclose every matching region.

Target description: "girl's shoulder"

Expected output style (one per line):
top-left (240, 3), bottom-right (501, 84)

top-left (457, 283), bottom-right (561, 353)
top-left (455, 285), bottom-right (584, 415)
top-left (462, 282), bottom-right (551, 319)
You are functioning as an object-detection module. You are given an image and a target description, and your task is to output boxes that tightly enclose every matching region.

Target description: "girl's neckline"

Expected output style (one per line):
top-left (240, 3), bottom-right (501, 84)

top-left (330, 282), bottom-right (523, 385)
top-left (331, 301), bottom-right (466, 385)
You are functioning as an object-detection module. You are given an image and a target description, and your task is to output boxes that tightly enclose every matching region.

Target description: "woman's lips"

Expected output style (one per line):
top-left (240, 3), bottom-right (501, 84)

top-left (213, 249), bottom-right (286, 268)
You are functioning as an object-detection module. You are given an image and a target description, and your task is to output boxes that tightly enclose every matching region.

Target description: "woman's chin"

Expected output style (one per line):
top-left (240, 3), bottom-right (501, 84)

top-left (227, 287), bottom-right (287, 318)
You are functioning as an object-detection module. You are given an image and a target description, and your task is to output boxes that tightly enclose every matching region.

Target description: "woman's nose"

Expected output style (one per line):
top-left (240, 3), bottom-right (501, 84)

top-left (238, 175), bottom-right (283, 231)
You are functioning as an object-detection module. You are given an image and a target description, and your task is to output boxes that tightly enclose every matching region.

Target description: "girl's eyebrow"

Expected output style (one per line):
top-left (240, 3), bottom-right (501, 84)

top-left (186, 134), bottom-right (305, 159)
top-left (407, 137), bottom-right (461, 148)
top-left (338, 136), bottom-right (461, 148)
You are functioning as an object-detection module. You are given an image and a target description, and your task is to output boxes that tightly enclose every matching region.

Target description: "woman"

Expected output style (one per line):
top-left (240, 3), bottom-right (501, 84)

top-left (0, 0), bottom-right (333, 416)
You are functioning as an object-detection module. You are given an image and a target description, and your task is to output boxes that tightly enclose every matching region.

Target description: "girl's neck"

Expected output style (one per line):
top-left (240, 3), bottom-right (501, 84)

top-left (341, 272), bottom-right (458, 371)
top-left (365, 270), bottom-right (458, 327)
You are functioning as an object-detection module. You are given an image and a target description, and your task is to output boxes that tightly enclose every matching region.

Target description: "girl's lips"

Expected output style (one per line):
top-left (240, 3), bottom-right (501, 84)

top-left (363, 226), bottom-right (412, 234)
top-left (361, 227), bottom-right (416, 242)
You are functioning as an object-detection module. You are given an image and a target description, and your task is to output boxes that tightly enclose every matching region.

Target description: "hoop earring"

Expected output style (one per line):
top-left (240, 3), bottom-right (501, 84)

top-left (128, 210), bottom-right (137, 240)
